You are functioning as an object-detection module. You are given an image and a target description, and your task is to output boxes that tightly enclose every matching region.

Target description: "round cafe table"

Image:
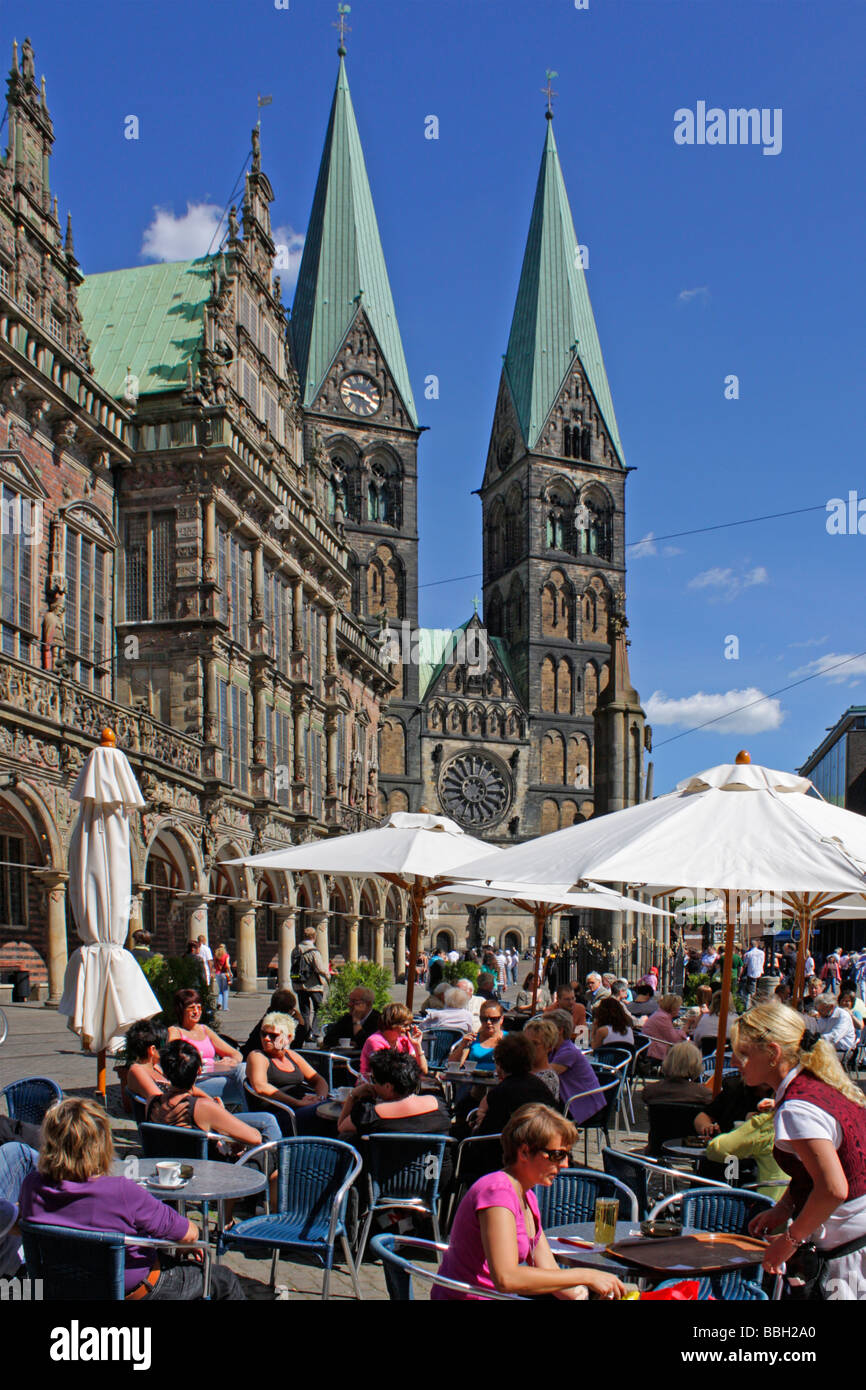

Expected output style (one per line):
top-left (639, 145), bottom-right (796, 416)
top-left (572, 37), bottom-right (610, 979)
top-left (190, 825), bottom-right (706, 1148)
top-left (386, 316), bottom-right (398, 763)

top-left (112, 1156), bottom-right (267, 1208)
top-left (315, 1100), bottom-right (345, 1126)
top-left (661, 1138), bottom-right (707, 1163)
top-left (547, 1221), bottom-right (643, 1275)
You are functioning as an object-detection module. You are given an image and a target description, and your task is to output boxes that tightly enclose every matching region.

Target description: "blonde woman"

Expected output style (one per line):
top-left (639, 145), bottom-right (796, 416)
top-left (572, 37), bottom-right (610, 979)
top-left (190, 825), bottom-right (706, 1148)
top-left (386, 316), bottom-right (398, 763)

top-left (523, 1017), bottom-right (562, 1102)
top-left (733, 1001), bottom-right (866, 1298)
top-left (245, 1011), bottom-right (329, 1134)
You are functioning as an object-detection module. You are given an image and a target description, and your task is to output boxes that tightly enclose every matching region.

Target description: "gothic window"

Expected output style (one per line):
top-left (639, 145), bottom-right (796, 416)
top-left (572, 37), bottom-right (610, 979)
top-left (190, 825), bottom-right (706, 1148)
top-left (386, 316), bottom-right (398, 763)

top-left (582, 578), bottom-right (610, 641)
top-left (216, 526), bottom-right (252, 647)
top-left (239, 290), bottom-right (258, 342)
top-left (389, 789), bottom-right (409, 814)
top-left (241, 361), bottom-right (258, 410)
top-left (486, 590), bottom-right (503, 638)
top-left (577, 489), bottom-right (613, 562)
top-left (261, 385), bottom-right (281, 442)
top-left (439, 752), bottom-right (511, 829)
top-left (0, 484), bottom-right (35, 665)
top-left (264, 567), bottom-right (292, 673)
top-left (541, 730), bottom-right (566, 784)
top-left (219, 678), bottom-right (250, 792)
top-left (556, 658), bottom-right (572, 714)
top-left (540, 799), bottom-right (559, 835)
top-left (504, 486), bottom-right (523, 566)
top-left (367, 544), bottom-right (402, 621)
top-left (304, 604), bottom-right (324, 694)
top-left (0, 833), bottom-right (24, 925)
top-left (540, 657), bottom-right (556, 712)
top-left (487, 499), bottom-right (505, 577)
top-left (541, 570), bottom-right (572, 638)
top-left (125, 512), bottom-right (174, 626)
top-left (584, 662), bottom-right (598, 714)
top-left (380, 719), bottom-right (406, 777)
top-left (367, 455), bottom-right (402, 528)
top-left (568, 734), bottom-right (591, 788)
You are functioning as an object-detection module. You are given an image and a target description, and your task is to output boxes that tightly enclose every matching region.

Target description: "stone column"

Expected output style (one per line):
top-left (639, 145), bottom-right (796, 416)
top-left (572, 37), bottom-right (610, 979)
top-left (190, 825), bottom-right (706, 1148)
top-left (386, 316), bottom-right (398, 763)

top-left (38, 870), bottom-right (69, 1005)
top-left (308, 908), bottom-right (330, 967)
top-left (203, 656), bottom-right (219, 745)
top-left (344, 913), bottom-right (359, 963)
top-left (370, 916), bottom-right (386, 970)
top-left (395, 924), bottom-right (407, 982)
top-left (326, 607), bottom-right (338, 673)
top-left (203, 496), bottom-right (217, 582)
top-left (275, 906), bottom-right (297, 989)
top-left (292, 577), bottom-right (304, 650)
top-left (235, 900), bottom-right (258, 994)
top-left (293, 702), bottom-right (307, 782)
top-left (181, 893), bottom-right (209, 946)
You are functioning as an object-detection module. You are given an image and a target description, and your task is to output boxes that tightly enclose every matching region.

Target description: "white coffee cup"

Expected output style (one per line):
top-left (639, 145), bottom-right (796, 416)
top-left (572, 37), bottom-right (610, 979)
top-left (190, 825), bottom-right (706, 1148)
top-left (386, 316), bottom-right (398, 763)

top-left (156, 1161), bottom-right (181, 1187)
top-left (338, 1038), bottom-right (351, 1048)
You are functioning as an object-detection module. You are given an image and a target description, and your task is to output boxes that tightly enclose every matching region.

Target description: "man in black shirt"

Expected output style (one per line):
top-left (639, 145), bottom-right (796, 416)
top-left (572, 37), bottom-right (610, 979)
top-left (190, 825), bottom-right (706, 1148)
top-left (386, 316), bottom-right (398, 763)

top-left (321, 987), bottom-right (382, 1052)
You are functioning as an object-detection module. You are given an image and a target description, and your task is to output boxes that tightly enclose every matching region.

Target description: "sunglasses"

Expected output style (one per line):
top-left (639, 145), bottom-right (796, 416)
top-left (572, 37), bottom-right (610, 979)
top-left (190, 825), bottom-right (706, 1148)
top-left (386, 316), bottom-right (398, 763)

top-left (481, 1014), bottom-right (503, 1023)
top-left (260, 1030), bottom-right (281, 1040)
top-left (538, 1148), bottom-right (570, 1163)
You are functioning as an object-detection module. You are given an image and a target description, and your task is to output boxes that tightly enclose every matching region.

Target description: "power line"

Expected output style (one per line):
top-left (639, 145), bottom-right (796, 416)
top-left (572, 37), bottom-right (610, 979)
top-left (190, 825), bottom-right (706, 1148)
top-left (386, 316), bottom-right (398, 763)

top-left (412, 500), bottom-right (829, 596)
top-left (653, 649), bottom-right (866, 748)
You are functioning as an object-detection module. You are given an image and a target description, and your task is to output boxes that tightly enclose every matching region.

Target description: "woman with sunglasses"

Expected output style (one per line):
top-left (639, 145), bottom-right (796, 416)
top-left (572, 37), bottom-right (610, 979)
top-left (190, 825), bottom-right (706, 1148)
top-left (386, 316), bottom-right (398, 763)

top-left (167, 987), bottom-right (245, 1104)
top-left (448, 1002), bottom-right (505, 1072)
top-left (245, 1012), bottom-right (329, 1134)
top-left (359, 1003), bottom-right (429, 1080)
top-left (433, 1103), bottom-right (625, 1300)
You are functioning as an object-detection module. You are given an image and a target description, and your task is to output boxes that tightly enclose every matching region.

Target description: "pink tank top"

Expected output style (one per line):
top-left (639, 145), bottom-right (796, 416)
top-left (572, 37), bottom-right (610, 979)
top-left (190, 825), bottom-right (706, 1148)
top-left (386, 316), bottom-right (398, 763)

top-left (181, 1029), bottom-right (216, 1064)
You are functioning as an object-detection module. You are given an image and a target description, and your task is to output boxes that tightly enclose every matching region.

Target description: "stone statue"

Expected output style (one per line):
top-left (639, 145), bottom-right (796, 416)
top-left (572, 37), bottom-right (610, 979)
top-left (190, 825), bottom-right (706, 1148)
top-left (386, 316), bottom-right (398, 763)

top-left (228, 206), bottom-right (239, 241)
top-left (41, 584), bottom-right (66, 671)
top-left (347, 758), bottom-right (359, 807)
top-left (22, 37), bottom-right (35, 83)
top-left (366, 766), bottom-right (377, 815)
top-left (251, 125), bottom-right (261, 173)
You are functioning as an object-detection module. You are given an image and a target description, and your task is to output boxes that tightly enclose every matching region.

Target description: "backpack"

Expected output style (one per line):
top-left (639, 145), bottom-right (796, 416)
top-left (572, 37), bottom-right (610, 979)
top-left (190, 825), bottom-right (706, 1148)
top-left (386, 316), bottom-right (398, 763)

top-left (291, 943), bottom-right (323, 990)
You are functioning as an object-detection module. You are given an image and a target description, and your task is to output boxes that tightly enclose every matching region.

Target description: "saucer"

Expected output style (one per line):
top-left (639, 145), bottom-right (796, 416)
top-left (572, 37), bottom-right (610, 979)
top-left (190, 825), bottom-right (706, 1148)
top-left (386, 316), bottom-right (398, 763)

top-left (146, 1175), bottom-right (189, 1191)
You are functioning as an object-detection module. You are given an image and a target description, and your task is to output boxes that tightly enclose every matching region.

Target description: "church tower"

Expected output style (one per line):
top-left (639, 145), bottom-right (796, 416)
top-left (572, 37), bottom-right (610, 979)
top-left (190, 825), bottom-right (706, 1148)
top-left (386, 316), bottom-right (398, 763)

top-left (480, 106), bottom-right (643, 837)
top-left (291, 46), bottom-right (422, 814)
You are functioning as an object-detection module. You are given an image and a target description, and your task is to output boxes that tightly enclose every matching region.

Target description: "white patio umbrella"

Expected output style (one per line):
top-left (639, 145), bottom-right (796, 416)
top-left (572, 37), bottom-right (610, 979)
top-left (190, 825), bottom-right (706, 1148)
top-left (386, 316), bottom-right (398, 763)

top-left (451, 752), bottom-right (866, 1091)
top-left (59, 729), bottom-right (159, 1096)
top-left (435, 878), bottom-right (669, 1010)
top-left (225, 811), bottom-right (501, 1009)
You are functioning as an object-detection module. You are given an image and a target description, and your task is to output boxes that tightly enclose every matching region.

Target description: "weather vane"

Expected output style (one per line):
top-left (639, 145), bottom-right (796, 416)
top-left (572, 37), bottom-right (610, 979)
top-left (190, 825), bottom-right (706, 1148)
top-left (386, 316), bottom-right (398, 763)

top-left (542, 69), bottom-right (558, 118)
top-left (333, 4), bottom-right (352, 55)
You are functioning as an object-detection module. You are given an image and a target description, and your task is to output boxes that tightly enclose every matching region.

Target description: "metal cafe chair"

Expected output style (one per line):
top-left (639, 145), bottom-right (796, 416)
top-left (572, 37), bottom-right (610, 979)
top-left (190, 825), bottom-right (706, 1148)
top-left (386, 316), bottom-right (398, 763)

top-left (370, 1233), bottom-right (527, 1300)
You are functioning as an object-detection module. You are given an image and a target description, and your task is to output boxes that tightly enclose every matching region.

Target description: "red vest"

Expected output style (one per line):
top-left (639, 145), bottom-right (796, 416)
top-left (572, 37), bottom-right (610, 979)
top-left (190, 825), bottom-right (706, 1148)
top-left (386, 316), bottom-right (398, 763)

top-left (773, 1071), bottom-right (866, 1216)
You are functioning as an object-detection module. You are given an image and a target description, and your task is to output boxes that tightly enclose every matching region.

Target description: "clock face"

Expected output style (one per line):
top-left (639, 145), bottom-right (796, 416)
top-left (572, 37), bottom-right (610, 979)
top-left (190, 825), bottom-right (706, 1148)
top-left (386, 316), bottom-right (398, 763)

top-left (340, 372), bottom-right (381, 417)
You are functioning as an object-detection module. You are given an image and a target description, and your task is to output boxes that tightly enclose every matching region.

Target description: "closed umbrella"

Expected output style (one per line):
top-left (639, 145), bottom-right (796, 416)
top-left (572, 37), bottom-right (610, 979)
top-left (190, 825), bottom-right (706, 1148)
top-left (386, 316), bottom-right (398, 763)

top-left (435, 878), bottom-right (669, 1010)
top-left (451, 752), bottom-right (866, 1092)
top-left (226, 812), bottom-right (500, 1009)
top-left (59, 729), bottom-right (159, 1097)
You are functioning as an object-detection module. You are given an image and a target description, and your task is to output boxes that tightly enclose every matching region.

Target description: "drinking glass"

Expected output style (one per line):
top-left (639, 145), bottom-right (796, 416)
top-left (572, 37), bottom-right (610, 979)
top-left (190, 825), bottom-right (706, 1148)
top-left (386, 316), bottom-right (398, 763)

top-left (594, 1197), bottom-right (619, 1246)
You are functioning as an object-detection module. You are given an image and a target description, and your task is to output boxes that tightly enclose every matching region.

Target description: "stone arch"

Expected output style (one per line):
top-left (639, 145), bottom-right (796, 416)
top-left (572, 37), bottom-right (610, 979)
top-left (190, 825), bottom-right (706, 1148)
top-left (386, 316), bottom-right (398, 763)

top-left (560, 799), bottom-right (579, 828)
top-left (540, 799), bottom-right (560, 835)
top-left (327, 436), bottom-right (362, 522)
top-left (388, 789), bottom-right (409, 814)
top-left (504, 483), bottom-right (523, 566)
top-left (568, 733), bottom-right (591, 788)
top-left (486, 588), bottom-right (503, 638)
top-left (434, 926), bottom-right (455, 953)
top-left (0, 790), bottom-right (53, 943)
top-left (427, 703), bottom-right (444, 732)
top-left (599, 662), bottom-right (610, 694)
top-left (541, 568), bottom-right (573, 639)
top-left (365, 446), bottom-right (403, 528)
top-left (366, 543), bottom-right (403, 621)
top-left (502, 927), bottom-right (523, 952)
top-left (584, 662), bottom-right (599, 714)
top-left (2, 783), bottom-right (62, 871)
top-left (505, 574), bottom-right (525, 645)
top-left (486, 498), bottom-right (505, 577)
top-left (541, 729), bottom-right (566, 785)
top-left (584, 575), bottom-right (610, 641)
top-left (577, 482), bottom-right (614, 561)
top-left (540, 656), bottom-right (556, 712)
top-left (380, 718), bottom-right (406, 776)
top-left (544, 477), bottom-right (576, 553)
top-left (556, 658), bottom-right (572, 714)
top-left (579, 800), bottom-right (594, 821)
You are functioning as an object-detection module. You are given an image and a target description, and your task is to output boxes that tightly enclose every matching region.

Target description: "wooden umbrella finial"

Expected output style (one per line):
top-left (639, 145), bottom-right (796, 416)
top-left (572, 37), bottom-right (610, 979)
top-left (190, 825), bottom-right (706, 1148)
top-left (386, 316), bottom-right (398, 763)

top-left (735, 749), bottom-right (751, 764)
top-left (101, 728), bottom-right (116, 747)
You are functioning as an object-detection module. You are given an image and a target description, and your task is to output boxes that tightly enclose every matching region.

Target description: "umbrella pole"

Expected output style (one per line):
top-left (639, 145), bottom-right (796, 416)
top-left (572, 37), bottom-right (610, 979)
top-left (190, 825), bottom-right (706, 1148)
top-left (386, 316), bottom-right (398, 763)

top-left (405, 882), bottom-right (424, 1014)
top-left (530, 907), bottom-right (547, 1013)
top-left (793, 906), bottom-right (811, 1008)
top-left (713, 894), bottom-right (736, 1097)
top-left (97, 1049), bottom-right (107, 1102)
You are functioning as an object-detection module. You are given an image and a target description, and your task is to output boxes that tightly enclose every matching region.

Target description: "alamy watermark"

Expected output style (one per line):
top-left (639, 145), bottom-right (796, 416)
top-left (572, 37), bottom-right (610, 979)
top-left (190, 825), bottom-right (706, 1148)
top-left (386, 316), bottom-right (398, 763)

top-left (376, 622), bottom-right (488, 673)
top-left (0, 496), bottom-right (41, 545)
top-left (0, 1276), bottom-right (42, 1299)
top-left (674, 103), bottom-right (782, 156)
top-left (826, 492), bottom-right (866, 535)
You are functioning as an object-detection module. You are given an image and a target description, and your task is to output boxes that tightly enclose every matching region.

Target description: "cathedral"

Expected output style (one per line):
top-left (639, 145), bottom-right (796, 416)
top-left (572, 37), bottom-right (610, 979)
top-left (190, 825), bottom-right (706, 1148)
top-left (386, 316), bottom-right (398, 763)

top-left (0, 34), bottom-right (647, 998)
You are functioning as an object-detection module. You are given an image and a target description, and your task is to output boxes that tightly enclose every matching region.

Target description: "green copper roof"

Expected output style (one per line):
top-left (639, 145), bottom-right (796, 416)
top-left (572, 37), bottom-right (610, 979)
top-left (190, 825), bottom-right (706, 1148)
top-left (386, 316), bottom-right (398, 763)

top-left (291, 58), bottom-right (417, 425)
top-left (504, 120), bottom-right (623, 463)
top-left (417, 621), bottom-right (522, 703)
top-left (78, 257), bottom-right (215, 399)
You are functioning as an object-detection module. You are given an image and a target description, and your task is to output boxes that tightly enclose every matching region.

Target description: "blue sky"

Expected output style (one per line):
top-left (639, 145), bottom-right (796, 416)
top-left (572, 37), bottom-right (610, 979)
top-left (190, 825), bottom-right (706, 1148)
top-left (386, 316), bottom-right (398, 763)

top-left (8, 0), bottom-right (866, 794)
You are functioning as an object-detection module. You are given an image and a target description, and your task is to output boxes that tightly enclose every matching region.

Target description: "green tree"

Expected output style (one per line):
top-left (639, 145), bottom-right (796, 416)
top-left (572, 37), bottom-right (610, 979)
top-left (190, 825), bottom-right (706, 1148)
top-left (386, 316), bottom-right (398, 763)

top-left (320, 960), bottom-right (393, 1024)
top-left (440, 960), bottom-right (480, 990)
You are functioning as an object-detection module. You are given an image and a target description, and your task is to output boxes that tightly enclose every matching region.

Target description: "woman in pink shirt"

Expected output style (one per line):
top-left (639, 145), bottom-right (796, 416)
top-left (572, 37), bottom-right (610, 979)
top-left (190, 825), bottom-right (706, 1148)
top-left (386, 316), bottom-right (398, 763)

top-left (433, 1104), bottom-right (625, 1300)
top-left (640, 994), bottom-right (686, 1061)
top-left (359, 1003), bottom-right (429, 1079)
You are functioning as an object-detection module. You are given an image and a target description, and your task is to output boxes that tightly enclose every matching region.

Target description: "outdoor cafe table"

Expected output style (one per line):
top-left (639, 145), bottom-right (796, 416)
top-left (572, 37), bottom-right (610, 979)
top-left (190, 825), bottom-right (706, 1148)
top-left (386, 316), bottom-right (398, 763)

top-left (315, 1100), bottom-right (344, 1126)
top-left (112, 1156), bottom-right (267, 1220)
top-left (547, 1221), bottom-right (643, 1275)
top-left (549, 1223), bottom-right (769, 1286)
top-left (661, 1138), bottom-right (708, 1163)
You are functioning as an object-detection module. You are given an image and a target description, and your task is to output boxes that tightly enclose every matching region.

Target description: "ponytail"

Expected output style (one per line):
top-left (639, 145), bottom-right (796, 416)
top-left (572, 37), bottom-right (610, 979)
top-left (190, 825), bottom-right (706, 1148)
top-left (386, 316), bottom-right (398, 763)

top-left (733, 1000), bottom-right (866, 1109)
top-left (799, 1036), bottom-right (866, 1108)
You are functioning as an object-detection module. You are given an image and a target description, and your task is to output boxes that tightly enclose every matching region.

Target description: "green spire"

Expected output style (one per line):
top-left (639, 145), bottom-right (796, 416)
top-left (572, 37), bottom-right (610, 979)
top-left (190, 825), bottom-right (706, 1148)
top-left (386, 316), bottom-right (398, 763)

top-left (504, 119), bottom-right (624, 463)
top-left (291, 57), bottom-right (417, 424)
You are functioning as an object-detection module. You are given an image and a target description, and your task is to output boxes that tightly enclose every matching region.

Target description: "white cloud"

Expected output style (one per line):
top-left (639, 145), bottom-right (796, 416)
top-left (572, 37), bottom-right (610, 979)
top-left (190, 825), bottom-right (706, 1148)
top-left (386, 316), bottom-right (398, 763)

top-left (646, 688), bottom-right (785, 734)
top-left (630, 532), bottom-right (657, 558)
top-left (678, 286), bottom-right (710, 304)
top-left (789, 652), bottom-right (866, 685)
top-left (688, 565), bottom-right (768, 601)
top-left (788, 635), bottom-right (829, 650)
top-left (663, 545), bottom-right (683, 557)
top-left (141, 201), bottom-right (227, 262)
top-left (272, 223), bottom-right (305, 292)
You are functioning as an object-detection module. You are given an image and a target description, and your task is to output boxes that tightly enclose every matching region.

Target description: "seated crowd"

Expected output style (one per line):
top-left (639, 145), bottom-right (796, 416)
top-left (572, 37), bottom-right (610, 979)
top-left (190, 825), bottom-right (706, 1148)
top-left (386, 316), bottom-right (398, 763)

top-left (4, 940), bottom-right (866, 1302)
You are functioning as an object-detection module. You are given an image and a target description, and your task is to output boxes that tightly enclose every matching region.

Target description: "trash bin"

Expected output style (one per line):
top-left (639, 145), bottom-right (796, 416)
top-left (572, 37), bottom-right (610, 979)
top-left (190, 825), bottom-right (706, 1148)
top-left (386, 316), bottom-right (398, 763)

top-left (12, 970), bottom-right (30, 1002)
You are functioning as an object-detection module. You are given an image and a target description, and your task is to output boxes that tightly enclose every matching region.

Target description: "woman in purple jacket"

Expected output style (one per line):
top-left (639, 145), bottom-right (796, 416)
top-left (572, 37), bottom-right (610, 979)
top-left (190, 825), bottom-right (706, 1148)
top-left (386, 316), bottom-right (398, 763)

top-left (546, 1010), bottom-right (605, 1123)
top-left (19, 1098), bottom-right (243, 1300)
